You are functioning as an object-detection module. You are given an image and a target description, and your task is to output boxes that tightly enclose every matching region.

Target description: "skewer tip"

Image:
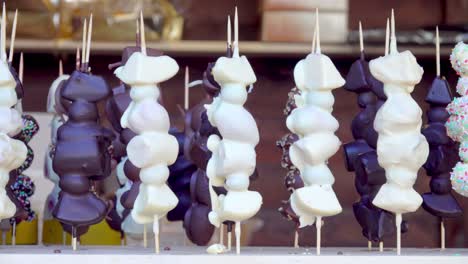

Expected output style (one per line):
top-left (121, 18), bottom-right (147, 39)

top-left (359, 20), bottom-right (364, 52)
top-left (227, 15), bottom-right (231, 46)
top-left (140, 10), bottom-right (146, 55)
top-left (315, 8), bottom-right (321, 54)
top-left (233, 6), bottom-right (239, 57)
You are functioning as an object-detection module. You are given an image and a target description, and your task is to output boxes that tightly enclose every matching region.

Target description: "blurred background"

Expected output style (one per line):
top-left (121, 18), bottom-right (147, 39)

top-left (3, 0), bottom-right (468, 248)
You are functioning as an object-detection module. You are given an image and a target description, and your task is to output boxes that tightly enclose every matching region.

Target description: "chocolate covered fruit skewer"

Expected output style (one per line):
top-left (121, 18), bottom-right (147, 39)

top-left (206, 7), bottom-right (262, 255)
top-left (0, 3), bottom-right (28, 244)
top-left (343, 21), bottom-right (408, 251)
top-left (422, 27), bottom-right (462, 250)
top-left (370, 10), bottom-right (428, 255)
top-left (286, 9), bottom-right (344, 255)
top-left (115, 12), bottom-right (180, 253)
top-left (8, 52), bottom-right (39, 246)
top-left (277, 24), bottom-right (320, 248)
top-left (44, 59), bottom-right (70, 245)
top-left (52, 16), bottom-right (114, 250)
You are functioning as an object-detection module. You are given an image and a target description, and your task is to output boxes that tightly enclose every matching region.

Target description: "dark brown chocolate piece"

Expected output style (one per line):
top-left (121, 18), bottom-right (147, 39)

top-left (52, 70), bottom-right (114, 229)
top-left (167, 129), bottom-right (197, 221)
top-left (343, 53), bottom-right (407, 243)
top-left (181, 56), bottom-right (222, 245)
top-left (9, 64), bottom-right (23, 100)
top-left (422, 77), bottom-right (462, 218)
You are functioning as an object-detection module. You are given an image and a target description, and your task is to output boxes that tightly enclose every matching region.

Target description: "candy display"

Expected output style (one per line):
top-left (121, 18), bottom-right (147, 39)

top-left (343, 21), bottom-right (407, 251)
top-left (286, 9), bottom-right (344, 255)
top-left (0, 4), bottom-right (467, 259)
top-left (446, 41), bottom-right (468, 198)
top-left (370, 11), bottom-right (428, 255)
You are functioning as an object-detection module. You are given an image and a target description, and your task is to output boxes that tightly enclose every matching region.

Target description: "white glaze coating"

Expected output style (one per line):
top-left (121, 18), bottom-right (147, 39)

top-left (446, 42), bottom-right (468, 197)
top-left (0, 59), bottom-right (27, 220)
top-left (205, 54), bottom-right (262, 226)
top-left (370, 49), bottom-right (427, 214)
top-left (287, 53), bottom-right (344, 227)
top-left (115, 52), bottom-right (179, 224)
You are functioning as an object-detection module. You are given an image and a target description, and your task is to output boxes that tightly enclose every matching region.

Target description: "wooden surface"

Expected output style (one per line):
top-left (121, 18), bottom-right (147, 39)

top-left (6, 39), bottom-right (455, 57)
top-left (0, 246), bottom-right (467, 264)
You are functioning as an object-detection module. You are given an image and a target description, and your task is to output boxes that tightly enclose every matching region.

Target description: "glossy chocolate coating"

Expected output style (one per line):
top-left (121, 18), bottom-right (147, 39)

top-left (9, 64), bottom-right (24, 100)
top-left (105, 196), bottom-right (124, 238)
top-left (167, 129), bottom-right (197, 221)
top-left (343, 54), bottom-right (407, 242)
top-left (422, 77), bottom-right (462, 218)
top-left (105, 83), bottom-right (139, 219)
top-left (52, 70), bottom-right (114, 228)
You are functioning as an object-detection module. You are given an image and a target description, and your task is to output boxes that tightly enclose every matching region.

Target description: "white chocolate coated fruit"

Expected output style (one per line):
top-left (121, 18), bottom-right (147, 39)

top-left (370, 50), bottom-right (428, 214)
top-left (116, 52), bottom-right (179, 224)
top-left (287, 53), bottom-right (344, 228)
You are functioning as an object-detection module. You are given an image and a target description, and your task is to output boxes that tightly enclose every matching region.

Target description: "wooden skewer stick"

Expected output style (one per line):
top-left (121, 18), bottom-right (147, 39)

top-left (72, 226), bottom-right (77, 251)
top-left (311, 23), bottom-right (317, 54)
top-left (436, 26), bottom-right (440, 77)
top-left (184, 66), bottom-right (189, 110)
top-left (228, 229), bottom-right (232, 251)
top-left (390, 9), bottom-right (397, 54)
top-left (316, 216), bottom-right (322, 255)
top-left (219, 225), bottom-right (224, 245)
top-left (233, 7), bottom-right (239, 58)
top-left (385, 18), bottom-right (389, 56)
top-left (368, 241), bottom-right (372, 251)
top-left (1, 2), bottom-right (6, 62)
top-left (15, 52), bottom-right (24, 113)
top-left (227, 15), bottom-right (231, 47)
top-left (294, 230), bottom-right (299, 248)
top-left (136, 18), bottom-right (140, 47)
top-left (379, 241), bottom-right (383, 252)
top-left (143, 224), bottom-right (147, 248)
top-left (235, 221), bottom-right (241, 255)
top-left (140, 11), bottom-right (146, 56)
top-left (396, 213), bottom-right (402, 255)
top-left (8, 9), bottom-right (17, 63)
top-left (154, 216), bottom-right (160, 254)
top-left (441, 219), bottom-right (445, 250)
top-left (12, 220), bottom-right (16, 246)
top-left (81, 19), bottom-right (87, 69)
top-left (59, 59), bottom-right (63, 77)
top-left (76, 48), bottom-right (80, 71)
top-left (1, 230), bottom-right (5, 245)
top-left (359, 21), bottom-right (364, 53)
top-left (315, 8), bottom-right (321, 54)
top-left (19, 52), bottom-right (23, 82)
top-left (62, 231), bottom-right (66, 245)
top-left (85, 14), bottom-right (93, 68)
